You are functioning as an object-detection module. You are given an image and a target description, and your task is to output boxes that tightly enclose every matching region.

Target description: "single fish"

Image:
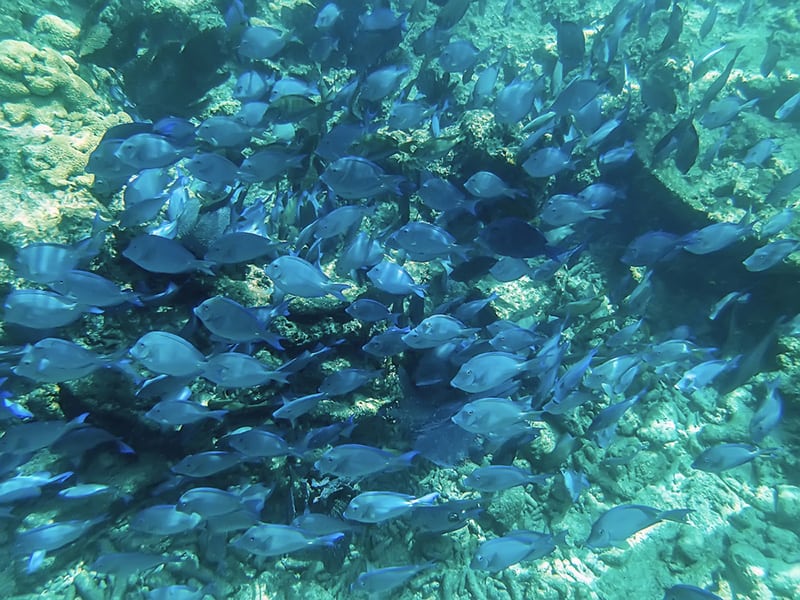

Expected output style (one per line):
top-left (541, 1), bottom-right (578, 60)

top-left (691, 443), bottom-right (777, 473)
top-left (345, 298), bottom-right (399, 324)
top-left (359, 65), bottom-right (409, 103)
top-left (13, 338), bottom-right (109, 383)
top-left (238, 26), bottom-right (292, 60)
top-left (144, 399), bottom-right (227, 427)
top-left (0, 471), bottom-right (72, 504)
top-left (451, 352), bottom-right (533, 394)
top-left (194, 295), bottom-right (283, 346)
top-left (409, 498), bottom-right (483, 535)
top-left (586, 504), bottom-right (692, 549)
top-left (233, 523), bottom-right (343, 557)
top-left (681, 216), bottom-right (752, 255)
top-left (471, 530), bottom-right (566, 572)
top-left (0, 412), bottom-right (88, 455)
top-left (318, 368), bottom-right (382, 396)
top-left (185, 153), bottom-right (239, 187)
top-left (131, 504), bottom-right (203, 536)
top-left (464, 171), bottom-right (524, 199)
top-left (130, 331), bottom-right (206, 377)
top-left (266, 256), bottom-right (349, 301)
top-left (123, 235), bottom-right (215, 275)
top-left (451, 397), bottom-right (536, 439)
top-left (171, 451), bottom-right (243, 477)
top-left (49, 270), bottom-right (140, 307)
top-left (13, 243), bottom-right (82, 284)
top-left (664, 584), bottom-right (723, 600)
top-left (352, 562), bottom-right (436, 595)
top-left (367, 260), bottom-right (426, 297)
top-left (481, 217), bottom-right (550, 258)
top-left (343, 491), bottom-right (438, 523)
top-left (463, 465), bottom-right (550, 492)
top-left (621, 231), bottom-right (681, 266)
top-left (743, 139), bottom-right (779, 168)
top-left (4, 289), bottom-right (101, 329)
top-left (90, 552), bottom-right (173, 579)
top-left (314, 444), bottom-right (418, 481)
top-left (522, 146), bottom-right (576, 178)
top-left (402, 315), bottom-right (478, 349)
top-left (202, 353), bottom-right (288, 388)
top-left (224, 427), bottom-right (295, 458)
top-left (742, 239), bottom-right (800, 272)
top-left (177, 487), bottom-right (244, 518)
top-left (750, 378), bottom-right (783, 443)
top-left (675, 359), bottom-right (734, 393)
top-left (387, 221), bottom-right (461, 262)
top-left (15, 516), bottom-right (105, 573)
top-left (315, 3), bottom-right (341, 29)
top-left (775, 90), bottom-right (800, 121)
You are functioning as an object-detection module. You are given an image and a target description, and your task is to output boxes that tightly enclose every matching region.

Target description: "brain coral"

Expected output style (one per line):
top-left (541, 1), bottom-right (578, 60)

top-left (0, 39), bottom-right (103, 114)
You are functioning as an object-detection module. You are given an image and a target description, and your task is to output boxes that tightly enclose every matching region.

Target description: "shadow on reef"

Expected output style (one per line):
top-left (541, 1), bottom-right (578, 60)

top-left (119, 28), bottom-right (231, 120)
top-left (79, 2), bottom-right (231, 119)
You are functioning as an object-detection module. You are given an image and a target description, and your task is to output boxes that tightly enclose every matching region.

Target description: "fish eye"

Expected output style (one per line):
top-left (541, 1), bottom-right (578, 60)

top-left (447, 511), bottom-right (459, 522)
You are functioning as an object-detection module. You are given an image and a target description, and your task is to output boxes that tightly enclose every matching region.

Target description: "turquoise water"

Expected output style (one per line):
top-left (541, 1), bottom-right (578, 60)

top-left (0, 1), bottom-right (798, 598)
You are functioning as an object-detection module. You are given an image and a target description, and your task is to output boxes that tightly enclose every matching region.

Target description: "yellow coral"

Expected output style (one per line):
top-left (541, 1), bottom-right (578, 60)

top-left (34, 15), bottom-right (81, 51)
top-left (0, 75), bottom-right (29, 100)
top-left (0, 40), bottom-right (37, 75)
top-left (0, 39), bottom-right (102, 114)
top-left (22, 132), bottom-right (90, 188)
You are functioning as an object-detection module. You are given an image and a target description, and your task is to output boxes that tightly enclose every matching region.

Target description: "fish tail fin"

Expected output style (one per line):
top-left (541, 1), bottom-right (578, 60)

top-left (413, 492), bottom-right (439, 507)
top-left (210, 409), bottom-right (229, 422)
top-left (412, 284), bottom-right (427, 298)
top-left (258, 331), bottom-right (285, 351)
top-left (758, 446), bottom-right (782, 459)
top-left (196, 260), bottom-right (217, 276)
top-left (70, 412), bottom-right (90, 427)
top-left (267, 370), bottom-right (290, 385)
top-left (316, 532), bottom-right (345, 547)
top-left (116, 440), bottom-right (136, 454)
top-left (328, 283), bottom-right (350, 302)
top-left (660, 508), bottom-right (693, 524)
top-left (27, 550), bottom-right (46, 573)
top-left (127, 293), bottom-right (145, 307)
top-left (53, 471), bottom-right (74, 484)
top-left (392, 450), bottom-right (420, 470)
top-left (383, 174), bottom-right (406, 196)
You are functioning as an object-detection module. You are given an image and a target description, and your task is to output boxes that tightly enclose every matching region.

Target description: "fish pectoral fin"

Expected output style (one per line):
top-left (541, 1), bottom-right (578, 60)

top-left (27, 550), bottom-right (46, 573)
